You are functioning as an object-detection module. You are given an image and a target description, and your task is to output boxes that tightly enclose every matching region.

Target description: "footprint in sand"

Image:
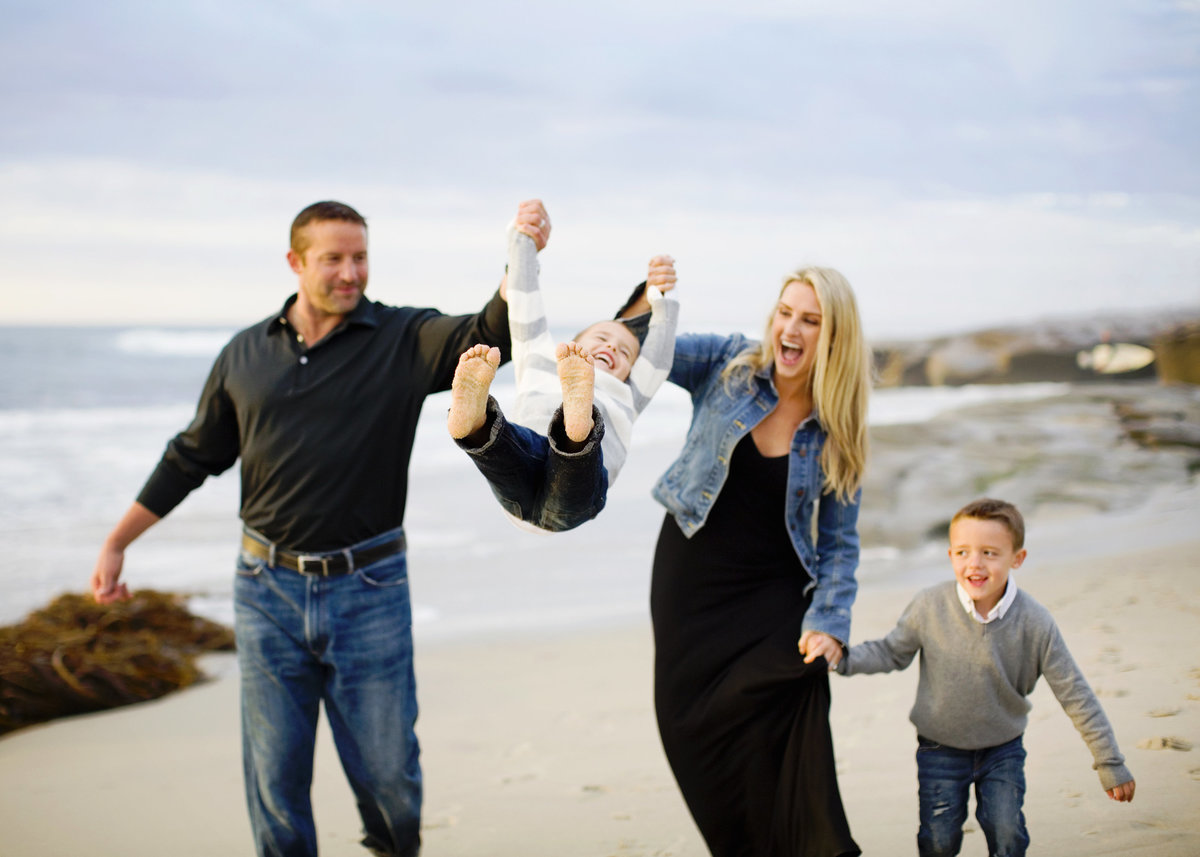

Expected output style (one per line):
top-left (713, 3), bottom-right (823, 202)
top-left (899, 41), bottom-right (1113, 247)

top-left (421, 811), bottom-right (460, 830)
top-left (1146, 706), bottom-right (1182, 718)
top-left (1136, 736), bottom-right (1193, 751)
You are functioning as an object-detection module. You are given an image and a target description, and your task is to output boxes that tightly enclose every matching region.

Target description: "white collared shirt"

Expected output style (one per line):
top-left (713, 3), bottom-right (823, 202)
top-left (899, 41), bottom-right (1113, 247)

top-left (956, 575), bottom-right (1018, 624)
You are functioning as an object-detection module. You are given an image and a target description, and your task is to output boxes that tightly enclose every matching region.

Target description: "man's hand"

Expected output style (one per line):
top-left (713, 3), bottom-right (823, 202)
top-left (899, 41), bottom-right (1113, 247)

top-left (89, 502), bottom-right (159, 604)
top-left (798, 630), bottom-right (843, 669)
top-left (647, 255), bottom-right (677, 295)
top-left (91, 543), bottom-right (131, 604)
top-left (1106, 780), bottom-right (1136, 802)
top-left (513, 199), bottom-right (551, 251)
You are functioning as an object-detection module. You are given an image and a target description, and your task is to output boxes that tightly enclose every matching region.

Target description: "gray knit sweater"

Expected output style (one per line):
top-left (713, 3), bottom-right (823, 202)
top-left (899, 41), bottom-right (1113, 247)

top-left (839, 581), bottom-right (1132, 790)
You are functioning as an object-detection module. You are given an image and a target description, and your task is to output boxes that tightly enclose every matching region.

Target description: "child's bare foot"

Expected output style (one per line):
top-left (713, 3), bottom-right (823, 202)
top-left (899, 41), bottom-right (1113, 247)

top-left (448, 345), bottom-right (500, 439)
top-left (557, 341), bottom-right (595, 443)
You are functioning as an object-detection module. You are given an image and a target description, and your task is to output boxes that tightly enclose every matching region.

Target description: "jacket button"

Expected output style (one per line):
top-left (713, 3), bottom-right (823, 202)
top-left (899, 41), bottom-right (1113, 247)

top-left (798, 448), bottom-right (807, 457)
top-left (796, 489), bottom-right (804, 497)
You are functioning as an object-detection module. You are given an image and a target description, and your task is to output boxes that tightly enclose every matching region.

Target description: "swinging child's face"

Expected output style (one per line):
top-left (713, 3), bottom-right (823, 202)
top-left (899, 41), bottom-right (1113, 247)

top-left (948, 516), bottom-right (1027, 615)
top-left (575, 321), bottom-right (640, 382)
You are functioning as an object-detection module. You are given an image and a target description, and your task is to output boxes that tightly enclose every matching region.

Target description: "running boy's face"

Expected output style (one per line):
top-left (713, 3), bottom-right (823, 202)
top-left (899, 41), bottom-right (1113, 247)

top-left (576, 321), bottom-right (639, 381)
top-left (948, 516), bottom-right (1027, 616)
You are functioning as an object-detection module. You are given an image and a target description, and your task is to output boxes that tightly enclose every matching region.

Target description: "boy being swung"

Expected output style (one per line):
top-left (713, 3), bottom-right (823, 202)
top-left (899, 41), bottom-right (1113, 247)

top-left (447, 206), bottom-right (678, 532)
top-left (837, 498), bottom-right (1135, 857)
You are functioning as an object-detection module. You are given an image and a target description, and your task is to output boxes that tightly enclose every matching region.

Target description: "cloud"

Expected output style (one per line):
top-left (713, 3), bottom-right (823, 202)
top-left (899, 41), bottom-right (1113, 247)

top-left (2, 157), bottom-right (1195, 338)
top-left (0, 1), bottom-right (1196, 331)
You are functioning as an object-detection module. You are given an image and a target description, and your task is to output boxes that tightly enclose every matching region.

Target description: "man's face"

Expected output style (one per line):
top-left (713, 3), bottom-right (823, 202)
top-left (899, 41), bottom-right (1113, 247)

top-left (576, 321), bottom-right (639, 381)
top-left (287, 220), bottom-right (369, 317)
top-left (949, 517), bottom-right (1027, 615)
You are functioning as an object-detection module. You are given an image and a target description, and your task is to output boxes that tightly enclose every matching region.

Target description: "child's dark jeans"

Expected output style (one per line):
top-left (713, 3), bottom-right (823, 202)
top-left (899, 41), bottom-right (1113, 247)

top-left (456, 396), bottom-right (607, 532)
top-left (915, 734), bottom-right (1029, 857)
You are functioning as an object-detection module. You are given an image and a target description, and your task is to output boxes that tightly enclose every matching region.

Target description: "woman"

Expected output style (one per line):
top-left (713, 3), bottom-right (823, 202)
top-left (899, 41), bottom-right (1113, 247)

top-left (648, 268), bottom-right (870, 856)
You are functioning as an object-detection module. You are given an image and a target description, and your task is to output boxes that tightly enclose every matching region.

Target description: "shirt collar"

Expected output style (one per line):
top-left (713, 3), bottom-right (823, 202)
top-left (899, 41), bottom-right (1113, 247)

top-left (267, 294), bottom-right (380, 337)
top-left (956, 575), bottom-right (1018, 624)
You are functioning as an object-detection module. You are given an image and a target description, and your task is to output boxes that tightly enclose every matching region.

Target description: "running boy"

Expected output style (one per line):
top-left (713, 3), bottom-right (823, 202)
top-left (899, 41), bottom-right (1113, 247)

top-left (446, 210), bottom-right (678, 532)
top-left (837, 497), bottom-right (1135, 857)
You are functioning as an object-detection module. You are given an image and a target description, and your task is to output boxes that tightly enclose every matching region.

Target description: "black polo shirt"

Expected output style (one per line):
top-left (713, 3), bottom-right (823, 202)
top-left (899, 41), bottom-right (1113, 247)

top-left (137, 291), bottom-right (511, 552)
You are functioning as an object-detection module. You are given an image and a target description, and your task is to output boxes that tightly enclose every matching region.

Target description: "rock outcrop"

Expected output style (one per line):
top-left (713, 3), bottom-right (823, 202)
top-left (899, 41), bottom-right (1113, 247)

top-left (874, 308), bottom-right (1199, 387)
top-left (861, 381), bottom-right (1200, 552)
top-left (1153, 321), bottom-right (1200, 385)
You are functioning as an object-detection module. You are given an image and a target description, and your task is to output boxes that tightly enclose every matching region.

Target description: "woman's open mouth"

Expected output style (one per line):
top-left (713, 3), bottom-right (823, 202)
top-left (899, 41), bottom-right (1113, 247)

top-left (778, 340), bottom-right (803, 363)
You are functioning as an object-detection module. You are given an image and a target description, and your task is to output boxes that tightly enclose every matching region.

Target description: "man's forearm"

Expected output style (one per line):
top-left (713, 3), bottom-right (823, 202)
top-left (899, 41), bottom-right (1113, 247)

top-left (105, 502), bottom-right (162, 551)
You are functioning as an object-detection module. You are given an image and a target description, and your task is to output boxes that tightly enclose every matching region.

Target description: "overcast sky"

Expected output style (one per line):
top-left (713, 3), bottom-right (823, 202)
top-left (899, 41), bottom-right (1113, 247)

top-left (2, 0), bottom-right (1197, 338)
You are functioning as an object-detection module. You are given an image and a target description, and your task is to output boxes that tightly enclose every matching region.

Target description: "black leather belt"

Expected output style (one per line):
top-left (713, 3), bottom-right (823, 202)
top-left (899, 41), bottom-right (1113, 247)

top-left (241, 531), bottom-right (406, 577)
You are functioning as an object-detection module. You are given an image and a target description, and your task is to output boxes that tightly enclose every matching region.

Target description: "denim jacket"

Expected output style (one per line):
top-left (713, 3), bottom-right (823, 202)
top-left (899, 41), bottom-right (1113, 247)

top-left (652, 332), bottom-right (860, 644)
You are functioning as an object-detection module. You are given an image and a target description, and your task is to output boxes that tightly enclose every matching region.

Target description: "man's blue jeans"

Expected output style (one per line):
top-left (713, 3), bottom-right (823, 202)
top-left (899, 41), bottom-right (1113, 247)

top-left (915, 735), bottom-right (1029, 857)
top-left (455, 396), bottom-right (608, 532)
top-left (234, 527), bottom-right (421, 857)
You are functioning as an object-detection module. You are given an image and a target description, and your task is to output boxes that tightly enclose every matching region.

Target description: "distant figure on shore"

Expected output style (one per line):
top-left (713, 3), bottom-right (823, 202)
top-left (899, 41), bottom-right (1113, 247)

top-left (447, 215), bottom-right (678, 532)
top-left (837, 497), bottom-right (1136, 857)
top-left (639, 268), bottom-right (872, 856)
top-left (90, 198), bottom-right (550, 857)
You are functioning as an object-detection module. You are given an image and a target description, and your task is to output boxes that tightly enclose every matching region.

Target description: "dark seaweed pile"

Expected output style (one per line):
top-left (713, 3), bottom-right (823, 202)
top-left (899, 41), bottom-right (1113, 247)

top-left (1, 590), bottom-right (235, 735)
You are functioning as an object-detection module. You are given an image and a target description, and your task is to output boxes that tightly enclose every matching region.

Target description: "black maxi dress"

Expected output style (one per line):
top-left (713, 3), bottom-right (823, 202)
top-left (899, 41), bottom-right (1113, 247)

top-left (650, 436), bottom-right (860, 857)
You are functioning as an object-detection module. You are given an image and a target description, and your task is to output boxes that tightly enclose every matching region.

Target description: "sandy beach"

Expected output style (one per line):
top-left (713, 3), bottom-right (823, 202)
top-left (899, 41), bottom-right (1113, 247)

top-left (2, 377), bottom-right (1199, 856)
top-left (2, 493), bottom-right (1197, 856)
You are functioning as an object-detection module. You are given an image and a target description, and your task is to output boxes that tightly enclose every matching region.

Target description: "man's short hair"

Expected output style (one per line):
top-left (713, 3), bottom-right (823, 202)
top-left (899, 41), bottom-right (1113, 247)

top-left (951, 498), bottom-right (1026, 550)
top-left (290, 201), bottom-right (367, 256)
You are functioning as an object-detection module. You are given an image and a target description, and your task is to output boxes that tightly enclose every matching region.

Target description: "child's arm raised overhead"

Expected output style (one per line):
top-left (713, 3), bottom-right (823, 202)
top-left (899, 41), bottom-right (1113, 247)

top-left (627, 255), bottom-right (680, 416)
top-left (506, 220), bottom-right (557, 393)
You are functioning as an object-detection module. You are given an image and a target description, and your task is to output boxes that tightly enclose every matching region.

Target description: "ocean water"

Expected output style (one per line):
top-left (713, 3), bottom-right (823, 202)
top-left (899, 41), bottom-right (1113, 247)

top-left (0, 325), bottom-right (1069, 639)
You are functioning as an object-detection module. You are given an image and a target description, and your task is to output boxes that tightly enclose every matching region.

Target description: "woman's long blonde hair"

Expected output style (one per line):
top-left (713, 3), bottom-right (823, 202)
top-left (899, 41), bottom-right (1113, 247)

top-left (720, 267), bottom-right (872, 501)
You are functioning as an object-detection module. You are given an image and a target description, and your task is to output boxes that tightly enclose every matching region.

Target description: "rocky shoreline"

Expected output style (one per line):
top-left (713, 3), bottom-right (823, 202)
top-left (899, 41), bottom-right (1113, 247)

top-left (874, 308), bottom-right (1200, 387)
top-left (862, 379), bottom-right (1200, 551)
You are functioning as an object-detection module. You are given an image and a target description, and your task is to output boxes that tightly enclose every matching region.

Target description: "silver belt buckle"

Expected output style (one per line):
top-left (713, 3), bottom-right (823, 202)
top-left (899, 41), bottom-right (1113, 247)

top-left (297, 554), bottom-right (331, 576)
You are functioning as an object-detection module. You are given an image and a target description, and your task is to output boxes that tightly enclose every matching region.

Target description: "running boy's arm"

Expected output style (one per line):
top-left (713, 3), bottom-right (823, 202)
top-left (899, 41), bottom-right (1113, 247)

top-left (627, 255), bottom-right (680, 416)
top-left (1038, 619), bottom-right (1136, 801)
top-left (836, 594), bottom-right (924, 676)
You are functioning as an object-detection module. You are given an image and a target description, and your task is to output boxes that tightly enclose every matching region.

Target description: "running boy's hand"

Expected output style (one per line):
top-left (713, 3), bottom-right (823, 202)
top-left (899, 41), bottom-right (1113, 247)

top-left (1106, 779), bottom-right (1135, 802)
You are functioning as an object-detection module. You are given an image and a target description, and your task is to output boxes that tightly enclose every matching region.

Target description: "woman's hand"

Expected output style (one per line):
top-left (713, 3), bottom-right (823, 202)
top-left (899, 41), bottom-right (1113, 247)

top-left (647, 254), bottom-right (677, 294)
top-left (798, 630), bottom-right (843, 669)
top-left (618, 256), bottom-right (677, 317)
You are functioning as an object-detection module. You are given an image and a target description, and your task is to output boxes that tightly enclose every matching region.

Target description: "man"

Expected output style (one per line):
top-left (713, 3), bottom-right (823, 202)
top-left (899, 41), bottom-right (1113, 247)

top-left (90, 199), bottom-right (551, 857)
